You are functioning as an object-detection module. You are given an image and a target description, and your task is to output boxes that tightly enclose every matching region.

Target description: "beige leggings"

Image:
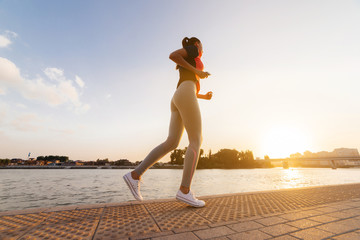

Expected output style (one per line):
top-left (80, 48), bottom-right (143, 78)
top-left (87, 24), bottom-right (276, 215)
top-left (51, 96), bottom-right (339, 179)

top-left (134, 81), bottom-right (202, 188)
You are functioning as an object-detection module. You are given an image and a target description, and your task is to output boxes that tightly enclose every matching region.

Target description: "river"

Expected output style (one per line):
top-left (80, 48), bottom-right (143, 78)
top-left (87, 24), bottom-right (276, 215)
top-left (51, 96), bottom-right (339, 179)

top-left (1, 168), bottom-right (359, 212)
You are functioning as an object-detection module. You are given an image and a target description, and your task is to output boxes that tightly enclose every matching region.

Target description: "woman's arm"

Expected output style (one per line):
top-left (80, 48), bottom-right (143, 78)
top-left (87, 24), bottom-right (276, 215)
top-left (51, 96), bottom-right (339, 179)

top-left (169, 49), bottom-right (210, 79)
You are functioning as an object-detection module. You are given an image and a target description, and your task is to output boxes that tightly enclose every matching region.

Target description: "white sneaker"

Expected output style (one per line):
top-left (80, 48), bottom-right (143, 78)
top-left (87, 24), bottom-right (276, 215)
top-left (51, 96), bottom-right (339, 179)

top-left (123, 172), bottom-right (143, 201)
top-left (176, 190), bottom-right (205, 208)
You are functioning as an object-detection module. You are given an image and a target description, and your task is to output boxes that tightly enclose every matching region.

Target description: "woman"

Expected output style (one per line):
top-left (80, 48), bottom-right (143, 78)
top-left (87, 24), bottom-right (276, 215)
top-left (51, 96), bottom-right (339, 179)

top-left (123, 37), bottom-right (212, 207)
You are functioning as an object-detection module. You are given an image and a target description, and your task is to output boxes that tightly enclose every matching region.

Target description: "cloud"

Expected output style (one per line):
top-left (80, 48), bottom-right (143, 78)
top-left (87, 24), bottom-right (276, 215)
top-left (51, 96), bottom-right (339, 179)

top-left (75, 75), bottom-right (85, 88)
top-left (15, 103), bottom-right (27, 109)
top-left (11, 113), bottom-right (41, 132)
top-left (0, 30), bottom-right (17, 48)
top-left (50, 128), bottom-right (75, 135)
top-left (5, 30), bottom-right (18, 38)
top-left (0, 57), bottom-right (22, 85)
top-left (44, 67), bottom-right (64, 82)
top-left (0, 57), bottom-right (22, 94)
top-left (0, 35), bottom-right (11, 48)
top-left (0, 102), bottom-right (8, 124)
top-left (0, 101), bottom-right (40, 132)
top-left (0, 57), bottom-right (90, 113)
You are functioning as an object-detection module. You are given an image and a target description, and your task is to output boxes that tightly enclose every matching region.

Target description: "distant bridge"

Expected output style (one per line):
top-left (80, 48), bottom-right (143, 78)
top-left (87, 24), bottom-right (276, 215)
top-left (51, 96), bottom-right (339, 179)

top-left (266, 157), bottom-right (360, 168)
top-left (268, 157), bottom-right (360, 162)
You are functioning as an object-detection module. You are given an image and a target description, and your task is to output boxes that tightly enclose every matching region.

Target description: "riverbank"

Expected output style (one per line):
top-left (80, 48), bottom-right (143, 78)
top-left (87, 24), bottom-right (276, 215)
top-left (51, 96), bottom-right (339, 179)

top-left (1, 183), bottom-right (360, 239)
top-left (1, 165), bottom-right (359, 170)
top-left (0, 165), bottom-right (183, 169)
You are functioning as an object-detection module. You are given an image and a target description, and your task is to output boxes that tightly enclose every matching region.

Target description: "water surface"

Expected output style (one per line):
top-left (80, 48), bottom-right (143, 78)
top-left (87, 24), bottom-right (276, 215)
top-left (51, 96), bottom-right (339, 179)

top-left (1, 168), bottom-right (359, 212)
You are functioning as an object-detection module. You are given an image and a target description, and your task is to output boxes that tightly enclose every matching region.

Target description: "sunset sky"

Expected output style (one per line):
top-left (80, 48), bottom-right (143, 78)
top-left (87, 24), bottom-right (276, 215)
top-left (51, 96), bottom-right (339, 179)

top-left (1, 0), bottom-right (360, 161)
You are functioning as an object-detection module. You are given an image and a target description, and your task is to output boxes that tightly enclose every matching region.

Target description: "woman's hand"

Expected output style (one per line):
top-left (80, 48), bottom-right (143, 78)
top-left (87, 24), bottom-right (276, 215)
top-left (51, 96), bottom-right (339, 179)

top-left (205, 91), bottom-right (213, 100)
top-left (196, 70), bottom-right (211, 79)
top-left (197, 91), bottom-right (213, 100)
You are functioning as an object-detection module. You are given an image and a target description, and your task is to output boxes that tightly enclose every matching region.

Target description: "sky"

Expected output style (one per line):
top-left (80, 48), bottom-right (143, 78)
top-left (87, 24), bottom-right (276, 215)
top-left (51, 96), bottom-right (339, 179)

top-left (1, 0), bottom-right (360, 161)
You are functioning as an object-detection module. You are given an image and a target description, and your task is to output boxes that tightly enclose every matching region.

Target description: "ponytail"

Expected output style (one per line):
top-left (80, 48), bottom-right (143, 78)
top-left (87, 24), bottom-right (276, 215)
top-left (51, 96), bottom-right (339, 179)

top-left (182, 37), bottom-right (200, 47)
top-left (176, 37), bottom-right (201, 70)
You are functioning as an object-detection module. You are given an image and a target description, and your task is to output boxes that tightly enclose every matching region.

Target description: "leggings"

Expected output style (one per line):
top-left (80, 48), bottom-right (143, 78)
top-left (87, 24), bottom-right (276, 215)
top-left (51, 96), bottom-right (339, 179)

top-left (134, 80), bottom-right (202, 188)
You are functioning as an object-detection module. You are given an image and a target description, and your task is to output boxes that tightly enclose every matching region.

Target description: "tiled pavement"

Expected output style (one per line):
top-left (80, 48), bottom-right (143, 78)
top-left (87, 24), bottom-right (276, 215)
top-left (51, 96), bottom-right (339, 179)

top-left (1, 183), bottom-right (360, 239)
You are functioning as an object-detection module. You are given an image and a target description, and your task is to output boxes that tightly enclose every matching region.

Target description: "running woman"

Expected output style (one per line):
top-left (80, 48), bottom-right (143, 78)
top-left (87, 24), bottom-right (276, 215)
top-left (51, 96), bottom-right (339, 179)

top-left (123, 37), bottom-right (212, 207)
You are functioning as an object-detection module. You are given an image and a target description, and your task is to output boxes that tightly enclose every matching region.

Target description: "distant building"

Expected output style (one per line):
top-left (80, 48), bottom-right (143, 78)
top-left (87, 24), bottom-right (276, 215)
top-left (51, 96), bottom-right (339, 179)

top-left (291, 148), bottom-right (360, 158)
top-left (290, 152), bottom-right (302, 158)
top-left (47, 160), bottom-right (60, 165)
top-left (11, 159), bottom-right (24, 165)
top-left (75, 160), bottom-right (84, 166)
top-left (36, 161), bottom-right (45, 166)
top-left (288, 148), bottom-right (360, 167)
top-left (316, 151), bottom-right (330, 158)
top-left (333, 148), bottom-right (360, 157)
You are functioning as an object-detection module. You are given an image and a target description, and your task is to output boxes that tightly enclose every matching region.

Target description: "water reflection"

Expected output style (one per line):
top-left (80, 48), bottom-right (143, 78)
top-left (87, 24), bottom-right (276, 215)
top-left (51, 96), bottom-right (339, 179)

top-left (280, 168), bottom-right (303, 189)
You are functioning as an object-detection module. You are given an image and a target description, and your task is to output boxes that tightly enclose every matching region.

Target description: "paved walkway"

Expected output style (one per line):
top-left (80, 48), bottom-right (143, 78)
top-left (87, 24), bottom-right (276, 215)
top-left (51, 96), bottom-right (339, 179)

top-left (1, 183), bottom-right (360, 240)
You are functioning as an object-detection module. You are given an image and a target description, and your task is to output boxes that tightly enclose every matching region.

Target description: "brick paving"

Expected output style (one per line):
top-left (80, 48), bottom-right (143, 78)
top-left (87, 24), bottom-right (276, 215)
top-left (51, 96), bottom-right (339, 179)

top-left (0, 183), bottom-right (360, 239)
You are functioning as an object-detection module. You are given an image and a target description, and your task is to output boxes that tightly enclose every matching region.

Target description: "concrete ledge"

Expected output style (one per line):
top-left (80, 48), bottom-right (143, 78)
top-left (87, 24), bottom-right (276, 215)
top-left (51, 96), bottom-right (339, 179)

top-left (1, 183), bottom-right (360, 239)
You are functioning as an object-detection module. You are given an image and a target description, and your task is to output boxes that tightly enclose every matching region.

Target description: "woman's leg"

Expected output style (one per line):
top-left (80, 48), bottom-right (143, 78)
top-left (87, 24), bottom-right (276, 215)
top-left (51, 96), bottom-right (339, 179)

top-left (172, 81), bottom-right (202, 189)
top-left (133, 100), bottom-right (184, 177)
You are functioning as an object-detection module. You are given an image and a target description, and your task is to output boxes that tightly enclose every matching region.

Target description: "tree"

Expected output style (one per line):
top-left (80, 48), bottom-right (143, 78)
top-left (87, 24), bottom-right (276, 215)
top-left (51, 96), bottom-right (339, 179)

top-left (0, 159), bottom-right (10, 166)
top-left (199, 149), bottom-right (204, 158)
top-left (290, 152), bottom-right (302, 159)
top-left (212, 149), bottom-right (240, 168)
top-left (239, 150), bottom-right (255, 168)
top-left (261, 155), bottom-right (273, 168)
top-left (96, 158), bottom-right (109, 165)
top-left (170, 149), bottom-right (185, 165)
top-left (36, 155), bottom-right (69, 163)
top-left (170, 148), bottom-right (256, 169)
top-left (303, 151), bottom-right (313, 158)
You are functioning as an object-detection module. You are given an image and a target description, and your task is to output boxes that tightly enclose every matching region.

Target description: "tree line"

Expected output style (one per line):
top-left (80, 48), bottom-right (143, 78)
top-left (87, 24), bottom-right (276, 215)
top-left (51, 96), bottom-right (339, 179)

top-left (170, 148), bottom-right (272, 169)
top-left (0, 159), bottom-right (11, 166)
top-left (37, 155), bottom-right (69, 162)
top-left (1, 150), bottom-right (273, 169)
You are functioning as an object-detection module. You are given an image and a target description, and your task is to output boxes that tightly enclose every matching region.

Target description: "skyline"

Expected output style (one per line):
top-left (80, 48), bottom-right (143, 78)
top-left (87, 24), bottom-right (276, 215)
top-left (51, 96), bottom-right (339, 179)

top-left (3, 147), bottom-right (359, 162)
top-left (1, 1), bottom-right (360, 161)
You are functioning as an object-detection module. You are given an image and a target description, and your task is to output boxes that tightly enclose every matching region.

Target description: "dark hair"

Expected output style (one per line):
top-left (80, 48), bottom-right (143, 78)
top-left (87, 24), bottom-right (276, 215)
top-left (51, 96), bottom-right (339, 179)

top-left (182, 37), bottom-right (200, 47)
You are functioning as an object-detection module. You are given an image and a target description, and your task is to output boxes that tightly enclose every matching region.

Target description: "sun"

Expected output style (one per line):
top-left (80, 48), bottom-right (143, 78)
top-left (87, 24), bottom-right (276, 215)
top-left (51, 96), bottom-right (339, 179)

top-left (262, 126), bottom-right (310, 158)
